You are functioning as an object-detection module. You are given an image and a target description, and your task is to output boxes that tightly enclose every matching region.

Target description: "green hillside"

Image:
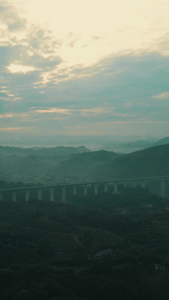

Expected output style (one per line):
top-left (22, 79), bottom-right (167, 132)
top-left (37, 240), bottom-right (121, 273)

top-left (92, 144), bottom-right (169, 180)
top-left (52, 144), bottom-right (169, 181)
top-left (154, 136), bottom-right (169, 146)
top-left (55, 150), bottom-right (119, 178)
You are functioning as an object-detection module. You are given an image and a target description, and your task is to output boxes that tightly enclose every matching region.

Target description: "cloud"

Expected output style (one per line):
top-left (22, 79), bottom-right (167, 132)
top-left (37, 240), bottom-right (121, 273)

top-left (0, 127), bottom-right (24, 132)
top-left (26, 25), bottom-right (61, 55)
top-left (153, 91), bottom-right (169, 99)
top-left (0, 3), bottom-right (63, 91)
top-left (0, 46), bottom-right (15, 67)
top-left (7, 64), bottom-right (37, 74)
top-left (0, 3), bottom-right (26, 32)
top-left (0, 87), bottom-right (22, 102)
top-left (0, 113), bottom-right (13, 118)
top-left (1, 45), bottom-right (169, 138)
top-left (0, 91), bottom-right (9, 98)
top-left (153, 32), bottom-right (169, 56)
top-left (33, 108), bottom-right (72, 115)
top-left (79, 107), bottom-right (115, 116)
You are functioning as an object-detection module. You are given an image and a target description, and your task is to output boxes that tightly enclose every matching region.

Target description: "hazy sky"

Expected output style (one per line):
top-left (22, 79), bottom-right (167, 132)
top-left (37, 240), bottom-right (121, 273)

top-left (0, 0), bottom-right (169, 144)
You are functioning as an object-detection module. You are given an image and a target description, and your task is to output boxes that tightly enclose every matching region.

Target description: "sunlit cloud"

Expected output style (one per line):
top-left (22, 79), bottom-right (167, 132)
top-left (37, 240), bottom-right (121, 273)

top-left (153, 91), bottom-right (169, 99)
top-left (34, 108), bottom-right (72, 115)
top-left (1, 89), bottom-right (14, 97)
top-left (0, 113), bottom-right (13, 119)
top-left (0, 127), bottom-right (24, 132)
top-left (79, 107), bottom-right (115, 116)
top-left (7, 64), bottom-right (37, 74)
top-left (0, 1), bottom-right (169, 141)
top-left (0, 2), bottom-right (26, 32)
top-left (0, 88), bottom-right (22, 101)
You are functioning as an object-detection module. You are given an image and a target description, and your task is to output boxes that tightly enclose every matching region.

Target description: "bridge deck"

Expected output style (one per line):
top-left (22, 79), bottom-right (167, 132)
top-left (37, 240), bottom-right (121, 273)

top-left (0, 176), bottom-right (169, 192)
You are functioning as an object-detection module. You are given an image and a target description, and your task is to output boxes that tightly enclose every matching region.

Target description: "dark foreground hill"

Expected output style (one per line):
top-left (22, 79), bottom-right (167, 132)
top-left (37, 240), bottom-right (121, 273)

top-left (0, 188), bottom-right (169, 299)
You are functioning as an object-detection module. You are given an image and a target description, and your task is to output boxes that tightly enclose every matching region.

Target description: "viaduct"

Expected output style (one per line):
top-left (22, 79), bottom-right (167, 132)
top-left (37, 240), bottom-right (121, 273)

top-left (0, 176), bottom-right (169, 202)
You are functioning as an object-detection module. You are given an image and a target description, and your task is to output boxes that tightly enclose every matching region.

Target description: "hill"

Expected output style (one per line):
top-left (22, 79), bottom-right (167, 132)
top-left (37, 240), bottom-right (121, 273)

top-left (1, 144), bottom-right (169, 184)
top-left (107, 139), bottom-right (155, 153)
top-left (55, 150), bottom-right (120, 179)
top-left (0, 145), bottom-right (90, 184)
top-left (154, 136), bottom-right (169, 146)
top-left (52, 144), bottom-right (169, 181)
top-left (91, 144), bottom-right (169, 180)
top-left (0, 145), bottom-right (90, 157)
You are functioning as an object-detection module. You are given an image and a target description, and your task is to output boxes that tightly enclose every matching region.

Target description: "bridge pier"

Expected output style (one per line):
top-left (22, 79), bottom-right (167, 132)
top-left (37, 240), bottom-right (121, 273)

top-left (50, 188), bottom-right (54, 202)
top-left (84, 185), bottom-right (88, 196)
top-left (94, 184), bottom-right (98, 195)
top-left (132, 181), bottom-right (137, 188)
top-left (25, 190), bottom-right (30, 202)
top-left (104, 183), bottom-right (108, 192)
top-left (123, 182), bottom-right (127, 188)
top-left (160, 181), bottom-right (166, 198)
top-left (141, 181), bottom-right (146, 188)
top-left (0, 177), bottom-right (168, 204)
top-left (73, 186), bottom-right (77, 196)
top-left (62, 187), bottom-right (66, 202)
top-left (12, 191), bottom-right (16, 201)
top-left (114, 183), bottom-right (118, 194)
top-left (38, 189), bottom-right (42, 200)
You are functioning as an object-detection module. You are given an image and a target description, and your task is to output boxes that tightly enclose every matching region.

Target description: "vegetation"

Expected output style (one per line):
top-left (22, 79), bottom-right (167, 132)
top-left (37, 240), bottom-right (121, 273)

top-left (92, 144), bottom-right (169, 180)
top-left (0, 184), bottom-right (169, 299)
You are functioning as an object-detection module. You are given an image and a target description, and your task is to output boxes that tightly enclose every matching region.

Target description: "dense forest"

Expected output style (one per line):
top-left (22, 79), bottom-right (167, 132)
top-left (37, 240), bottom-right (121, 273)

top-left (0, 182), bottom-right (169, 299)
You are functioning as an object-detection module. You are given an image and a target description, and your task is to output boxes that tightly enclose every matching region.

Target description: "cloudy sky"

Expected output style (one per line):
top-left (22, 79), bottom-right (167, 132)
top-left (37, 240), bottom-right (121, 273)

top-left (0, 0), bottom-right (169, 145)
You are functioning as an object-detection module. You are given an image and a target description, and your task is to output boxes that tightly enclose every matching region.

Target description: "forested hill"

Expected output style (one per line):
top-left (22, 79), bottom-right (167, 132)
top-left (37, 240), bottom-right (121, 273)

top-left (90, 144), bottom-right (169, 180)
top-left (55, 150), bottom-right (120, 178)
top-left (154, 136), bottom-right (169, 146)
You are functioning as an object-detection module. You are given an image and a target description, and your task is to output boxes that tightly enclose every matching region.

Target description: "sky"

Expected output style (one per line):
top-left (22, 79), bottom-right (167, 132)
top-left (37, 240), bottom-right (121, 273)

top-left (0, 0), bottom-right (169, 145)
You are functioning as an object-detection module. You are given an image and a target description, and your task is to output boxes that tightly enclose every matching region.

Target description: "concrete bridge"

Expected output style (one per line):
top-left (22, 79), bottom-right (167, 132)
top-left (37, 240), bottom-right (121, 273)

top-left (0, 176), bottom-right (169, 202)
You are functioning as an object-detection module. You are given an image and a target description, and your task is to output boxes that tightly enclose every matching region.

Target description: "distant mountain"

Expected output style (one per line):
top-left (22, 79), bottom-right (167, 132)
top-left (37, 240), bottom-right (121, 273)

top-left (55, 150), bottom-right (120, 179)
top-left (0, 145), bottom-right (90, 183)
top-left (53, 144), bottom-right (169, 181)
top-left (1, 144), bottom-right (168, 184)
top-left (107, 139), bottom-right (157, 153)
top-left (0, 145), bottom-right (90, 157)
top-left (153, 136), bottom-right (169, 146)
top-left (91, 144), bottom-right (169, 180)
top-left (122, 139), bottom-right (153, 148)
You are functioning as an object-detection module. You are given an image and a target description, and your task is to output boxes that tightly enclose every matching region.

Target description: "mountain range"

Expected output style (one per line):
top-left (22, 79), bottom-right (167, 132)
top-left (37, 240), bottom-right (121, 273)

top-left (0, 137), bottom-right (169, 184)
